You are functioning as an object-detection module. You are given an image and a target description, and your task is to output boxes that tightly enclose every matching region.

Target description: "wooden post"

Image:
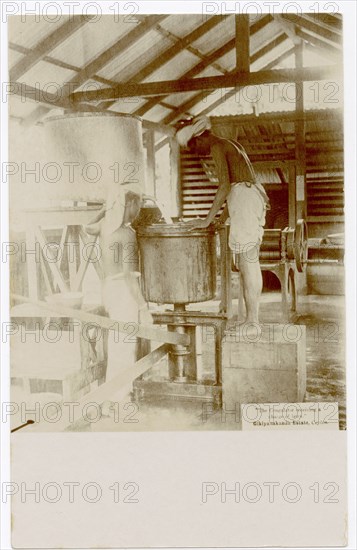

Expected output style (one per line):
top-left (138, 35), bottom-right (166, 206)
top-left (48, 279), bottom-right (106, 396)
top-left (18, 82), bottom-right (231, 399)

top-left (145, 129), bottom-right (156, 196)
top-left (288, 164), bottom-right (297, 227)
top-left (169, 137), bottom-right (181, 218)
top-left (25, 224), bottom-right (39, 300)
top-left (218, 225), bottom-right (233, 319)
top-left (294, 43), bottom-right (306, 221)
top-left (235, 15), bottom-right (250, 73)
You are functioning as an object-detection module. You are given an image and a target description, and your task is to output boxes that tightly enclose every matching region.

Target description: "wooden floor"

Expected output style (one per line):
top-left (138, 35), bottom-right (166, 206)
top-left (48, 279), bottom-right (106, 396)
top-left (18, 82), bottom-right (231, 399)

top-left (79, 293), bottom-right (346, 432)
top-left (10, 293), bottom-right (346, 432)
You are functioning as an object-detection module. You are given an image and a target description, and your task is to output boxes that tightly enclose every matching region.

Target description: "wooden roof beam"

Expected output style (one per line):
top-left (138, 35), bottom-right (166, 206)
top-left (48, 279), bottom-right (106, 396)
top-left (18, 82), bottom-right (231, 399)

top-left (98, 15), bottom-right (224, 114)
top-left (134, 36), bottom-right (236, 117)
top-left (21, 14), bottom-right (168, 126)
top-left (296, 29), bottom-right (342, 57)
top-left (235, 15), bottom-right (250, 72)
top-left (302, 13), bottom-right (342, 36)
top-left (156, 45), bottom-right (297, 141)
top-left (110, 16), bottom-right (223, 85)
top-left (104, 13), bottom-right (273, 116)
top-left (282, 14), bottom-right (342, 45)
top-left (154, 23), bottom-right (228, 76)
top-left (274, 15), bottom-right (302, 46)
top-left (9, 15), bottom-right (93, 82)
top-left (70, 65), bottom-right (341, 104)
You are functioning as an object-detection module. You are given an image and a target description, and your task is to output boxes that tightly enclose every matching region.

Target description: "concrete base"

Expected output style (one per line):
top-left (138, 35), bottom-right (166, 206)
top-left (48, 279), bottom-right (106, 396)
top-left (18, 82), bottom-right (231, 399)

top-left (222, 324), bottom-right (306, 408)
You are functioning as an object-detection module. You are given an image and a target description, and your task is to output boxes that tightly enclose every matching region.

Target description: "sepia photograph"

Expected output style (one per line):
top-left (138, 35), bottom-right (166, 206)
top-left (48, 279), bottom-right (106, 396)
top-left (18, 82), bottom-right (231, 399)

top-left (7, 7), bottom-right (346, 433)
top-left (1, 1), bottom-right (355, 548)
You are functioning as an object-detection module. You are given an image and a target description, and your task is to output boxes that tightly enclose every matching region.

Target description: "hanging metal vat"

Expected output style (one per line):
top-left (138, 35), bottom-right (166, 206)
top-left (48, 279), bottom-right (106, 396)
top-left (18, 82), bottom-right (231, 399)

top-left (43, 112), bottom-right (145, 202)
top-left (137, 223), bottom-right (217, 304)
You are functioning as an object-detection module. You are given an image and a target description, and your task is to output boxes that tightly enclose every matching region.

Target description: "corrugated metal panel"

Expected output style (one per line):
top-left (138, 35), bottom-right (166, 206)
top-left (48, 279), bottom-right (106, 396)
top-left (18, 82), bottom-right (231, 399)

top-left (165, 91), bottom-right (202, 108)
top-left (160, 14), bottom-right (207, 38)
top-left (8, 15), bottom-right (71, 49)
top-left (16, 59), bottom-right (76, 88)
top-left (213, 50), bottom-right (235, 72)
top-left (143, 104), bottom-right (173, 123)
top-left (251, 38), bottom-right (293, 70)
top-left (49, 17), bottom-right (134, 69)
top-left (143, 49), bottom-right (200, 83)
top-left (8, 49), bottom-right (24, 67)
top-left (109, 98), bottom-right (147, 114)
top-left (190, 17), bottom-right (235, 55)
top-left (97, 30), bottom-right (172, 81)
top-left (250, 19), bottom-right (283, 53)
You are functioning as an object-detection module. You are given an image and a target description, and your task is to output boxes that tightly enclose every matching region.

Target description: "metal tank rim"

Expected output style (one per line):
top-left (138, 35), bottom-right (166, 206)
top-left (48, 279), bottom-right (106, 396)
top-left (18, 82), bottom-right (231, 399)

top-left (137, 222), bottom-right (217, 238)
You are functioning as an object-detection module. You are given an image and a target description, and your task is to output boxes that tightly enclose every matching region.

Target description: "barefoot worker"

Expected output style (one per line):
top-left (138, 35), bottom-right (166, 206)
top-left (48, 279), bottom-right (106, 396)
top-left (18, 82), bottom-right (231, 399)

top-left (176, 116), bottom-right (270, 324)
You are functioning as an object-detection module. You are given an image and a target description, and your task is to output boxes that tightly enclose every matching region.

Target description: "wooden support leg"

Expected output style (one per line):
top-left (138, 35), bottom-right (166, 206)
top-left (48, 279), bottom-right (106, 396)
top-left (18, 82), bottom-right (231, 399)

top-left (25, 227), bottom-right (39, 300)
top-left (215, 322), bottom-right (224, 385)
top-left (219, 226), bottom-right (233, 318)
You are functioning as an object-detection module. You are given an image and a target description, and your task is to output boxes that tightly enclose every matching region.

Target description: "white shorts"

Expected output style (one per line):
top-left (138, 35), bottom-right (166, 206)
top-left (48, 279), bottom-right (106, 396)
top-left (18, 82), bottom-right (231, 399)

top-left (227, 182), bottom-right (267, 254)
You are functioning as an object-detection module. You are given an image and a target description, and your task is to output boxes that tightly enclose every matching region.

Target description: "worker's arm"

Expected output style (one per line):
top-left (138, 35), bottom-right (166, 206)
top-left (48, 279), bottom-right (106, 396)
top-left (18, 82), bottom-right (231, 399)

top-left (186, 142), bottom-right (231, 228)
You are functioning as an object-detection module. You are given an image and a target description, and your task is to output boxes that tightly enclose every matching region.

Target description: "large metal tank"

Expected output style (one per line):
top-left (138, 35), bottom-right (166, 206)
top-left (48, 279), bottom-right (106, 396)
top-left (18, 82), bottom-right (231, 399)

top-left (43, 112), bottom-right (145, 202)
top-left (137, 223), bottom-right (217, 304)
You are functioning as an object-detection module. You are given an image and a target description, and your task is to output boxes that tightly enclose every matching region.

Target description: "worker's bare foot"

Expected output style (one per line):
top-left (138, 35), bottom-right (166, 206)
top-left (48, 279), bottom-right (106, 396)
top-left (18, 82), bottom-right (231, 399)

top-left (237, 320), bottom-right (262, 340)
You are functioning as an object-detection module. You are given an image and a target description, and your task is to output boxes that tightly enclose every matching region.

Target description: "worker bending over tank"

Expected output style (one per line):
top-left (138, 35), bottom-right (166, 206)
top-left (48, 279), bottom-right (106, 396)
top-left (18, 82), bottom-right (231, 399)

top-left (176, 116), bottom-right (270, 324)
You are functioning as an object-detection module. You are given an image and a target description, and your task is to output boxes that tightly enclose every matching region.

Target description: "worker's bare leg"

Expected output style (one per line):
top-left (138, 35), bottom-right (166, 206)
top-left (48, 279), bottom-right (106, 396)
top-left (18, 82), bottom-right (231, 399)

top-left (237, 246), bottom-right (262, 324)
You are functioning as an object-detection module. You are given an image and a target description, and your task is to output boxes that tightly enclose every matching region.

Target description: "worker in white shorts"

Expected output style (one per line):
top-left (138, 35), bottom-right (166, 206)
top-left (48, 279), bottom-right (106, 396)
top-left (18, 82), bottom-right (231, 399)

top-left (176, 116), bottom-right (270, 324)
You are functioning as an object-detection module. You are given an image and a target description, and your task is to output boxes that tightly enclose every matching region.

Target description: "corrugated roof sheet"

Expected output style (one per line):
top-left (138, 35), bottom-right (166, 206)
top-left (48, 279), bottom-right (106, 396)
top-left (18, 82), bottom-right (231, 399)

top-left (7, 13), bottom-right (343, 128)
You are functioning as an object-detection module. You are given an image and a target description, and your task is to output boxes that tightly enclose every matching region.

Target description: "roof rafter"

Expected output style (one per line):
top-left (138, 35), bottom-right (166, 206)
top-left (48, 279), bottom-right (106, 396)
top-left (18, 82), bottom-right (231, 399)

top-left (282, 14), bottom-right (342, 45)
top-left (102, 14), bottom-right (274, 116)
top-left (134, 37), bottom-right (236, 117)
top-left (154, 44), bottom-right (299, 149)
top-left (21, 14), bottom-right (168, 127)
top-left (296, 29), bottom-right (342, 57)
top-left (97, 15), bottom-right (224, 113)
top-left (69, 66), bottom-right (340, 103)
top-left (9, 15), bottom-right (93, 82)
top-left (154, 23), bottom-right (228, 75)
top-left (111, 16), bottom-right (223, 85)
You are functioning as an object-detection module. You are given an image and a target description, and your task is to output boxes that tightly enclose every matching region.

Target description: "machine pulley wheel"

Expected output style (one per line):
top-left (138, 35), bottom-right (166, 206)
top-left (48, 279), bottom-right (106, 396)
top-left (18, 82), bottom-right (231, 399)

top-left (295, 219), bottom-right (308, 272)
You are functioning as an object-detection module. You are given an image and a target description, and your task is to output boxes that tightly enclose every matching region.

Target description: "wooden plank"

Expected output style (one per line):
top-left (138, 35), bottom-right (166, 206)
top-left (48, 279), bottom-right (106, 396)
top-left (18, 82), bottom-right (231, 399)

top-left (307, 215), bottom-right (344, 223)
top-left (34, 227), bottom-right (68, 293)
top-left (11, 294), bottom-right (190, 346)
top-left (22, 15), bottom-right (168, 125)
top-left (283, 14), bottom-right (342, 44)
top-left (145, 130), bottom-right (156, 196)
top-left (28, 344), bottom-right (170, 432)
top-left (10, 16), bottom-right (92, 81)
top-left (130, 16), bottom-right (222, 85)
top-left (288, 164), bottom-right (297, 227)
top-left (250, 33), bottom-right (289, 63)
top-left (294, 43), bottom-right (306, 221)
top-left (132, 15), bottom-right (272, 116)
top-left (296, 29), bottom-right (342, 57)
top-left (24, 225), bottom-right (39, 300)
top-left (78, 228), bottom-right (104, 281)
top-left (169, 137), bottom-right (181, 218)
top-left (135, 35), bottom-right (236, 116)
top-left (24, 207), bottom-right (103, 227)
top-left (70, 65), bottom-right (340, 103)
top-left (235, 15), bottom-right (250, 72)
top-left (162, 44), bottom-right (297, 125)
